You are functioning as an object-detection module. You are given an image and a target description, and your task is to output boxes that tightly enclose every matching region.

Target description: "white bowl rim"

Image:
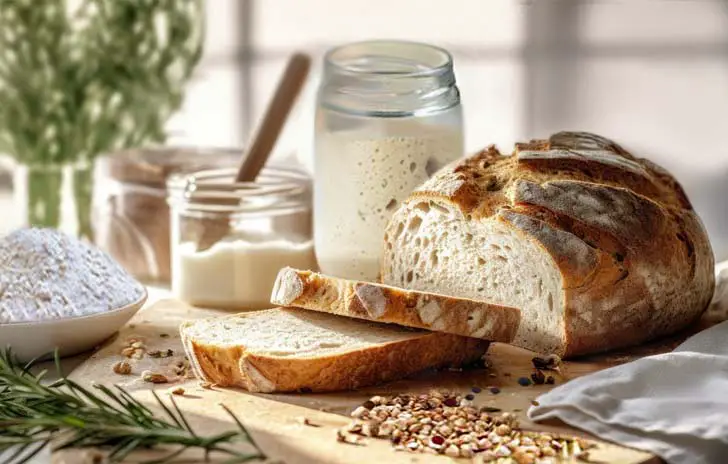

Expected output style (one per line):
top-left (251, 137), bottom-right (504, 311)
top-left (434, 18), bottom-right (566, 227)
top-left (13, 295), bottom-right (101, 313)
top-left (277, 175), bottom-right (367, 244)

top-left (0, 287), bottom-right (148, 328)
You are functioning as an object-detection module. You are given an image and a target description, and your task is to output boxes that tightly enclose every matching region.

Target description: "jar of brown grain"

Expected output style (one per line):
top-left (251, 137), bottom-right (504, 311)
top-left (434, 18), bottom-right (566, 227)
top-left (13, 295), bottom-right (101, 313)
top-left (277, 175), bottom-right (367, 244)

top-left (92, 147), bottom-right (239, 284)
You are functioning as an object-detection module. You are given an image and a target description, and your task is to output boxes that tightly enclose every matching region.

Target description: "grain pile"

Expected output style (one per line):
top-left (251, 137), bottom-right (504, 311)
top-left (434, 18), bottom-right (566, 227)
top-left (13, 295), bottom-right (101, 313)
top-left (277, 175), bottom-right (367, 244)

top-left (338, 392), bottom-right (593, 463)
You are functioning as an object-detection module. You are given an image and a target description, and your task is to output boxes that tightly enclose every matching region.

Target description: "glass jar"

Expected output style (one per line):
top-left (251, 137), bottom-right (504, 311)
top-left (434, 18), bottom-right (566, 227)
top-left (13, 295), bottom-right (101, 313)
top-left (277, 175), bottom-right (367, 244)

top-left (314, 40), bottom-right (464, 281)
top-left (167, 165), bottom-right (317, 310)
top-left (92, 147), bottom-right (239, 284)
top-left (13, 161), bottom-right (94, 240)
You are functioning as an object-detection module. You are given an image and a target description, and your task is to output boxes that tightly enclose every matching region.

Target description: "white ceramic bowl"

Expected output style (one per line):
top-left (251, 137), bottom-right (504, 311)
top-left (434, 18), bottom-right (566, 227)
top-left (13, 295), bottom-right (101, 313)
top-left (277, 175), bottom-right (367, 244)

top-left (0, 289), bottom-right (147, 362)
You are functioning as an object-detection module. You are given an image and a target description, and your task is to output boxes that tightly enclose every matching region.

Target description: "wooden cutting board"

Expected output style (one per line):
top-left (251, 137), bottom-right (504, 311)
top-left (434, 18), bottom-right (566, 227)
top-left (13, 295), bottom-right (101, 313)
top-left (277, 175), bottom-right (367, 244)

top-left (62, 298), bottom-right (703, 464)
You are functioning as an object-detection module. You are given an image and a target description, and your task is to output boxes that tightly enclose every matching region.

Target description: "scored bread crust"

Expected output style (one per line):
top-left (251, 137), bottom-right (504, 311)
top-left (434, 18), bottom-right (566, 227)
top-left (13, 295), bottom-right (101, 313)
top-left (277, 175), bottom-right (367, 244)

top-left (179, 310), bottom-right (489, 393)
top-left (382, 131), bottom-right (715, 357)
top-left (271, 267), bottom-right (521, 342)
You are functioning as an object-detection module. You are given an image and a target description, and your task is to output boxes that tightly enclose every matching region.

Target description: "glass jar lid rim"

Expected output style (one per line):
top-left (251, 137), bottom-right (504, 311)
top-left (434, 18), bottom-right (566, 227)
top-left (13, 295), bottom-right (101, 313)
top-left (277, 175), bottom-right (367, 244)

top-left (324, 40), bottom-right (454, 79)
top-left (167, 165), bottom-right (310, 200)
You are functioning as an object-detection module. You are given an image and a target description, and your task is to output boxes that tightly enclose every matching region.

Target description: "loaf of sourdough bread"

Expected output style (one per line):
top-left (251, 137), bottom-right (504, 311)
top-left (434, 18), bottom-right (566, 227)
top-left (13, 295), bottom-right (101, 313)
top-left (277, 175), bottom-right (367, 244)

top-left (381, 131), bottom-right (715, 357)
top-left (271, 267), bottom-right (521, 342)
top-left (180, 308), bottom-right (488, 393)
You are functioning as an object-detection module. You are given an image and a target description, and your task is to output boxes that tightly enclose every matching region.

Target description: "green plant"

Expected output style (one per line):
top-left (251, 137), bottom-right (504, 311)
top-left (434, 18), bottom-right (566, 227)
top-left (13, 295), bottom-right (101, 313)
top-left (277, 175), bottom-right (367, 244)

top-left (0, 0), bottom-right (204, 238)
top-left (0, 349), bottom-right (265, 463)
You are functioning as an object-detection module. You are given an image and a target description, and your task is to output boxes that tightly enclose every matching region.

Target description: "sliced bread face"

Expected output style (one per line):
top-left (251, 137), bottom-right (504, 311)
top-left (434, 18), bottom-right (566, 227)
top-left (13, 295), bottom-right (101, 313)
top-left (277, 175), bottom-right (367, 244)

top-left (271, 267), bottom-right (521, 343)
top-left (382, 131), bottom-right (715, 357)
top-left (180, 308), bottom-right (489, 393)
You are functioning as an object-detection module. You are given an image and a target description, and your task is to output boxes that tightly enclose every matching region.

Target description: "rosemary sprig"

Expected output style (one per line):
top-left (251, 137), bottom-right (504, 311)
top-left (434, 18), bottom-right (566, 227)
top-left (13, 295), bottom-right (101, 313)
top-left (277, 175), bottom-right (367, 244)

top-left (0, 349), bottom-right (266, 464)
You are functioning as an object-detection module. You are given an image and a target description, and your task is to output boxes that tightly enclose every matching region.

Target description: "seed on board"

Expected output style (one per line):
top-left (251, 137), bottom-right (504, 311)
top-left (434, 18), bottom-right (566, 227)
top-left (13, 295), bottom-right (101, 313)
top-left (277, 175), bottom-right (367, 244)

top-left (141, 371), bottom-right (169, 384)
top-left (477, 438), bottom-right (493, 450)
top-left (351, 406), bottom-right (369, 419)
top-left (517, 377), bottom-right (532, 387)
top-left (159, 333), bottom-right (170, 338)
top-left (460, 442), bottom-right (474, 457)
top-left (495, 444), bottom-right (512, 457)
top-left (496, 424), bottom-right (511, 436)
top-left (513, 449), bottom-right (536, 464)
top-left (171, 387), bottom-right (185, 396)
top-left (120, 347), bottom-right (136, 358)
top-left (472, 386), bottom-right (482, 393)
top-left (362, 421), bottom-right (380, 437)
top-left (336, 429), bottom-right (365, 446)
top-left (465, 393), bottom-right (475, 401)
top-left (531, 370), bottom-right (546, 385)
top-left (430, 435), bottom-right (445, 448)
top-left (489, 386), bottom-right (501, 394)
top-left (531, 400), bottom-right (540, 407)
top-left (480, 406), bottom-right (502, 413)
top-left (112, 360), bottom-right (131, 375)
top-left (443, 397), bottom-right (458, 407)
top-left (148, 349), bottom-right (175, 358)
top-left (298, 417), bottom-right (321, 427)
top-left (479, 449), bottom-right (498, 462)
top-left (531, 354), bottom-right (562, 371)
top-left (444, 444), bottom-right (460, 457)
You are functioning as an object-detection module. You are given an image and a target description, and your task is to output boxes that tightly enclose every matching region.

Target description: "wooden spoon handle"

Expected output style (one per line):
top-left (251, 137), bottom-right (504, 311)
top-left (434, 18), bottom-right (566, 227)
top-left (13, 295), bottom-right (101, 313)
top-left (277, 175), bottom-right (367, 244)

top-left (236, 52), bottom-right (312, 182)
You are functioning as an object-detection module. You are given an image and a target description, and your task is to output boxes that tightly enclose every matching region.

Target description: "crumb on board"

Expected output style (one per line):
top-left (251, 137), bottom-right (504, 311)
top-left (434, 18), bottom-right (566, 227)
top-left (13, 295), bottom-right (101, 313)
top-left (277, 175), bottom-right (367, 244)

top-left (112, 360), bottom-right (132, 375)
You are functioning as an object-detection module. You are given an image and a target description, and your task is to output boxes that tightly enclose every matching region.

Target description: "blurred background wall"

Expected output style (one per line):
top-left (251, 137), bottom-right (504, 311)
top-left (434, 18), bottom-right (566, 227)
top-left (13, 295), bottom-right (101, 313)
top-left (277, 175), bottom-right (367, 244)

top-left (3, 0), bottom-right (728, 260)
top-left (165, 0), bottom-right (728, 260)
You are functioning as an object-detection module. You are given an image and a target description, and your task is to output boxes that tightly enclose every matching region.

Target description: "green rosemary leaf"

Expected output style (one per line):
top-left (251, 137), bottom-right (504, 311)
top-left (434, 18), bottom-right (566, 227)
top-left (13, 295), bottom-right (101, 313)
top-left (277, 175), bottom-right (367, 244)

top-left (60, 416), bottom-right (86, 428)
top-left (168, 394), bottom-right (196, 437)
top-left (151, 389), bottom-right (185, 430)
top-left (4, 442), bottom-right (34, 463)
top-left (9, 440), bottom-right (49, 464)
top-left (140, 445), bottom-right (188, 464)
top-left (220, 404), bottom-right (255, 446)
top-left (108, 436), bottom-right (144, 462)
top-left (0, 348), bottom-right (266, 463)
top-left (62, 379), bottom-right (126, 417)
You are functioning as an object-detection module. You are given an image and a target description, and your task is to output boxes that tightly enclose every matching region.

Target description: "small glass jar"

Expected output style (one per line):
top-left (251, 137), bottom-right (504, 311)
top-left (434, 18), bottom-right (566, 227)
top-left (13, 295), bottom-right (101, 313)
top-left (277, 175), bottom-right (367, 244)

top-left (167, 165), bottom-right (317, 310)
top-left (314, 40), bottom-right (464, 281)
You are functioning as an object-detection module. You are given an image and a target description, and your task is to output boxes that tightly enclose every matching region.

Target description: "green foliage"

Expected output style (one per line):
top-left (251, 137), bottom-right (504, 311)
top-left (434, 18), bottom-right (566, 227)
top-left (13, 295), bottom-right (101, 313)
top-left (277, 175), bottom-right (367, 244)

top-left (0, 0), bottom-right (204, 164)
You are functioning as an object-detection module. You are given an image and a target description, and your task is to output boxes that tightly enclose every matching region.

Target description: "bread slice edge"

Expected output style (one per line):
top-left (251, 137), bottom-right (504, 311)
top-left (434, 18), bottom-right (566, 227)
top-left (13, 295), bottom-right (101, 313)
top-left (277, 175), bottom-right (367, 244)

top-left (179, 310), bottom-right (489, 393)
top-left (271, 267), bottom-right (521, 343)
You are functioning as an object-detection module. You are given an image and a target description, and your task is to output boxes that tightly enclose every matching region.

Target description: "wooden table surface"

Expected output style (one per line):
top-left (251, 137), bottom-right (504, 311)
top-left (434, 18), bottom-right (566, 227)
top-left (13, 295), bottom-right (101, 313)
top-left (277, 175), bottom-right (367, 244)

top-left (56, 294), bottom-right (722, 464)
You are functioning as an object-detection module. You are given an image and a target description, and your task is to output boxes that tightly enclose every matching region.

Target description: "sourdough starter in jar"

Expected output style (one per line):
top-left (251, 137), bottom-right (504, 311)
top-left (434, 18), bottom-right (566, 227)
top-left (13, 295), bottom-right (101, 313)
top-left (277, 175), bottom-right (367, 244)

top-left (315, 41), bottom-right (464, 281)
top-left (316, 123), bottom-right (462, 280)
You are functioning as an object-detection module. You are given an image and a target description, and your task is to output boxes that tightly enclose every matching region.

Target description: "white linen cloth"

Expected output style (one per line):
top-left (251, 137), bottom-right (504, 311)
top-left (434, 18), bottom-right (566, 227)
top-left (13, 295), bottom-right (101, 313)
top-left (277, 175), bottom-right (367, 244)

top-left (528, 263), bottom-right (728, 464)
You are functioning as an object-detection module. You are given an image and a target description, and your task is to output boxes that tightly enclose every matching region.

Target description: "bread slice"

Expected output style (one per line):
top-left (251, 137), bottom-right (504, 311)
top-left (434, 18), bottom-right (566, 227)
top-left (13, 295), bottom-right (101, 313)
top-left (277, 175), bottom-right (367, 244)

top-left (180, 308), bottom-right (489, 393)
top-left (271, 267), bottom-right (521, 343)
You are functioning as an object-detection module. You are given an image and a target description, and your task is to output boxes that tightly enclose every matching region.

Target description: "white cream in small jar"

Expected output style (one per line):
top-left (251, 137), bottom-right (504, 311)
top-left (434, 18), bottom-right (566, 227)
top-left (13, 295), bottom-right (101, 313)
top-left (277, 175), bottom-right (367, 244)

top-left (314, 41), bottom-right (464, 281)
top-left (167, 166), bottom-right (317, 310)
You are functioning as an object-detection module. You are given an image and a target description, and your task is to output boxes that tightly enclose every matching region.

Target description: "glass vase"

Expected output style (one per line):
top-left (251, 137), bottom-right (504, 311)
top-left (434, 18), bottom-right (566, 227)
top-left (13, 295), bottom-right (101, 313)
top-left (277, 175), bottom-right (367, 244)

top-left (13, 162), bottom-right (95, 240)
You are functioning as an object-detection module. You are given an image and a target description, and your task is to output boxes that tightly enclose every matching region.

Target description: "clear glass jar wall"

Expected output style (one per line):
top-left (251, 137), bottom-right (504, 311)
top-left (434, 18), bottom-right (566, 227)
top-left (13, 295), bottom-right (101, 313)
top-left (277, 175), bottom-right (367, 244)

top-left (92, 147), bottom-right (239, 284)
top-left (167, 166), bottom-right (316, 310)
top-left (314, 40), bottom-right (464, 281)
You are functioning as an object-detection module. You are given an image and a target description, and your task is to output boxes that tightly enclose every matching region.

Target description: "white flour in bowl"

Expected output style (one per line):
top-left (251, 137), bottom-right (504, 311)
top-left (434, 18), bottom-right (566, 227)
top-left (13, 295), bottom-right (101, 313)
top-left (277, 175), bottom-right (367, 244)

top-left (0, 228), bottom-right (144, 324)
